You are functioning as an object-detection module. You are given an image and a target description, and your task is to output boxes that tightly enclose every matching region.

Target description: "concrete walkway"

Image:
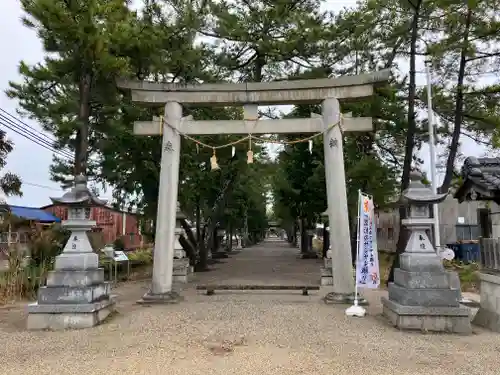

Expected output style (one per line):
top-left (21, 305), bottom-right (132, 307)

top-left (0, 240), bottom-right (499, 375)
top-left (191, 239), bottom-right (321, 288)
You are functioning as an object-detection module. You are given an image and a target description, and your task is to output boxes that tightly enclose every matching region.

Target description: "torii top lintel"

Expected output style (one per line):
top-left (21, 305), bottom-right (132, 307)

top-left (116, 69), bottom-right (390, 106)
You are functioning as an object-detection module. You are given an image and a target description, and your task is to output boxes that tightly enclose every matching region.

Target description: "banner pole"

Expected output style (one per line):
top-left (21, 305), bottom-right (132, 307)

top-left (354, 189), bottom-right (361, 306)
top-left (346, 189), bottom-right (367, 317)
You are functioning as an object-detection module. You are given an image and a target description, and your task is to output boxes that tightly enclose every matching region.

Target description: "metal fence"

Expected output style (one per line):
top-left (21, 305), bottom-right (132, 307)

top-left (479, 238), bottom-right (500, 272)
top-left (0, 232), bottom-right (29, 244)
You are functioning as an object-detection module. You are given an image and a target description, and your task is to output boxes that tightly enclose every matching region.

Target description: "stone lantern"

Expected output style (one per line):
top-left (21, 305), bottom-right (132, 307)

top-left (173, 202), bottom-right (186, 260)
top-left (381, 171), bottom-right (471, 334)
top-left (296, 219), bottom-right (301, 251)
top-left (172, 202), bottom-right (189, 283)
top-left (235, 234), bottom-right (243, 249)
top-left (321, 210), bottom-right (330, 258)
top-left (320, 210), bottom-right (333, 286)
top-left (27, 175), bottom-right (115, 330)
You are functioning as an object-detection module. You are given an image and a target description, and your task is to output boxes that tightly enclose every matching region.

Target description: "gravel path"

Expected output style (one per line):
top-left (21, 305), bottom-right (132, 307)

top-left (0, 240), bottom-right (498, 375)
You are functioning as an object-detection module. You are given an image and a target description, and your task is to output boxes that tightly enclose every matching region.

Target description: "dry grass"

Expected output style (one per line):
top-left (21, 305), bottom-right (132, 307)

top-left (378, 251), bottom-right (479, 292)
top-left (0, 246), bottom-right (52, 305)
top-left (378, 251), bottom-right (395, 286)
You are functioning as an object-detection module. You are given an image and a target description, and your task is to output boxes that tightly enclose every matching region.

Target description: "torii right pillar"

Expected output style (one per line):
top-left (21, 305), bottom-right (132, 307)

top-left (322, 98), bottom-right (355, 303)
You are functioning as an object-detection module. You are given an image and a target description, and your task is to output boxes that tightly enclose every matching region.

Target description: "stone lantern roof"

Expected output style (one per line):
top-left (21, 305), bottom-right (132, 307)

top-left (50, 175), bottom-right (107, 207)
top-left (401, 170), bottom-right (447, 205)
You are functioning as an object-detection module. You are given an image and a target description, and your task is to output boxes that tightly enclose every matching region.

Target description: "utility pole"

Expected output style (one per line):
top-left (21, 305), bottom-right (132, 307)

top-left (425, 62), bottom-right (441, 250)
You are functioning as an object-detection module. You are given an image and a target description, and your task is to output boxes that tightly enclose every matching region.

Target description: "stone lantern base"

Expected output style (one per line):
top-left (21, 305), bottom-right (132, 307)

top-left (173, 258), bottom-right (190, 283)
top-left (27, 253), bottom-right (115, 330)
top-left (382, 298), bottom-right (471, 333)
top-left (381, 266), bottom-right (471, 334)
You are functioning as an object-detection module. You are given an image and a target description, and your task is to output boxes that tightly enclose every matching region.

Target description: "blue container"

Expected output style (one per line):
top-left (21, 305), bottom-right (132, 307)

top-left (459, 243), bottom-right (480, 263)
top-left (446, 243), bottom-right (480, 263)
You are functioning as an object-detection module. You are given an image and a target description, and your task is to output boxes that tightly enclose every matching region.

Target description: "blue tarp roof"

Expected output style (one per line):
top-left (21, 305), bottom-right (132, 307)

top-left (8, 205), bottom-right (61, 223)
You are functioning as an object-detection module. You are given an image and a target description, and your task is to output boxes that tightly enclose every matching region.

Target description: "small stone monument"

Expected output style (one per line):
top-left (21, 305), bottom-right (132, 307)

top-left (381, 171), bottom-right (471, 334)
top-left (173, 202), bottom-right (189, 283)
top-left (27, 175), bottom-right (115, 330)
top-left (173, 202), bottom-right (186, 260)
top-left (236, 234), bottom-right (243, 249)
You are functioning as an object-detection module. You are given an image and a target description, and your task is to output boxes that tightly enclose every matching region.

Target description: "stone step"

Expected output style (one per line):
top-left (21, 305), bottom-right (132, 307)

top-left (37, 283), bottom-right (111, 305)
top-left (54, 252), bottom-right (100, 271)
top-left (27, 297), bottom-right (115, 330)
top-left (388, 283), bottom-right (460, 307)
top-left (321, 276), bottom-right (333, 286)
top-left (394, 268), bottom-right (450, 289)
top-left (320, 267), bottom-right (332, 277)
top-left (381, 297), bottom-right (471, 334)
top-left (46, 269), bottom-right (105, 287)
top-left (399, 253), bottom-right (444, 273)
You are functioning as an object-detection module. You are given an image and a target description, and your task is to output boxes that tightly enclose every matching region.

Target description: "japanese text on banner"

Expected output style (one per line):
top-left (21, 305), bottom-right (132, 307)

top-left (355, 193), bottom-right (380, 288)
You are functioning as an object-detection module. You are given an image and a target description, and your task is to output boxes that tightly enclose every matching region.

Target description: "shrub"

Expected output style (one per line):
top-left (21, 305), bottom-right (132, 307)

top-left (0, 246), bottom-right (51, 304)
top-left (0, 224), bottom-right (69, 305)
top-left (127, 248), bottom-right (153, 264)
top-left (113, 237), bottom-right (125, 251)
top-left (29, 224), bottom-right (69, 267)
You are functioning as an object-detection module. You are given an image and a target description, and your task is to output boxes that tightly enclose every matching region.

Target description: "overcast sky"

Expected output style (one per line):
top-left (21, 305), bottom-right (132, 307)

top-left (0, 0), bottom-right (489, 207)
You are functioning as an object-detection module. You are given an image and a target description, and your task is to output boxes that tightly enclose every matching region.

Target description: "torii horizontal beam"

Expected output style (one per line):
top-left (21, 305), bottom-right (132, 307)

top-left (117, 69), bottom-right (391, 106)
top-left (133, 115), bottom-right (372, 135)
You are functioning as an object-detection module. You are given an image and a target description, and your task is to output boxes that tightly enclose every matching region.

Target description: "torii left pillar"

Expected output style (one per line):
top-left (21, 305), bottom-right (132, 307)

top-left (137, 101), bottom-right (184, 304)
top-left (322, 99), bottom-right (356, 304)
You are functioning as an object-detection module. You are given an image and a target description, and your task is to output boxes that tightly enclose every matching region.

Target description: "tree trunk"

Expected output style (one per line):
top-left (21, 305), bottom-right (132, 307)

top-left (322, 221), bottom-right (329, 258)
top-left (75, 73), bottom-right (92, 176)
top-left (300, 217), bottom-right (308, 253)
top-left (196, 225), bottom-right (208, 271)
top-left (439, 5), bottom-right (473, 194)
top-left (212, 226), bottom-right (218, 253)
top-left (292, 221), bottom-right (298, 246)
top-left (228, 224), bottom-right (233, 251)
top-left (387, 0), bottom-right (422, 284)
top-left (349, 216), bottom-right (358, 267)
top-left (180, 218), bottom-right (197, 266)
top-left (178, 234), bottom-right (195, 264)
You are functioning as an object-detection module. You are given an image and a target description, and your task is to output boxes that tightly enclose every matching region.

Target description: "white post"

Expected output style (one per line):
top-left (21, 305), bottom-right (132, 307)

top-left (322, 98), bottom-right (355, 300)
top-left (122, 211), bottom-right (126, 235)
top-left (141, 101), bottom-right (182, 302)
top-left (425, 63), bottom-right (441, 250)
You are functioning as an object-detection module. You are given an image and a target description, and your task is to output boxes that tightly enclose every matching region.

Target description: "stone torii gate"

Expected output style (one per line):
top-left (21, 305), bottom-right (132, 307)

top-left (117, 70), bottom-right (390, 304)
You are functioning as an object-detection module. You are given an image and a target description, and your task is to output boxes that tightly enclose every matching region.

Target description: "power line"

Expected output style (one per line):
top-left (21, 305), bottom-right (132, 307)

top-left (22, 181), bottom-right (64, 191)
top-left (0, 116), bottom-right (72, 160)
top-left (0, 110), bottom-right (74, 159)
top-left (0, 108), bottom-right (60, 146)
top-left (0, 110), bottom-right (73, 160)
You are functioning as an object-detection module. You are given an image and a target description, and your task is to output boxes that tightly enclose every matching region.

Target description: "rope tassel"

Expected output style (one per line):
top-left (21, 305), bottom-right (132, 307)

top-left (247, 150), bottom-right (254, 164)
top-left (247, 136), bottom-right (254, 164)
top-left (210, 148), bottom-right (220, 171)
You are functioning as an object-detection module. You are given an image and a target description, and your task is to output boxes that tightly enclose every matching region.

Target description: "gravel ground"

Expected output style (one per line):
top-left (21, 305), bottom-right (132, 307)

top-left (0, 240), bottom-right (498, 375)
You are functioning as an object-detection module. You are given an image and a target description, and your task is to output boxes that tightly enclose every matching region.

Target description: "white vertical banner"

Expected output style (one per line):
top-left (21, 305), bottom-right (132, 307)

top-left (355, 191), bottom-right (380, 288)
